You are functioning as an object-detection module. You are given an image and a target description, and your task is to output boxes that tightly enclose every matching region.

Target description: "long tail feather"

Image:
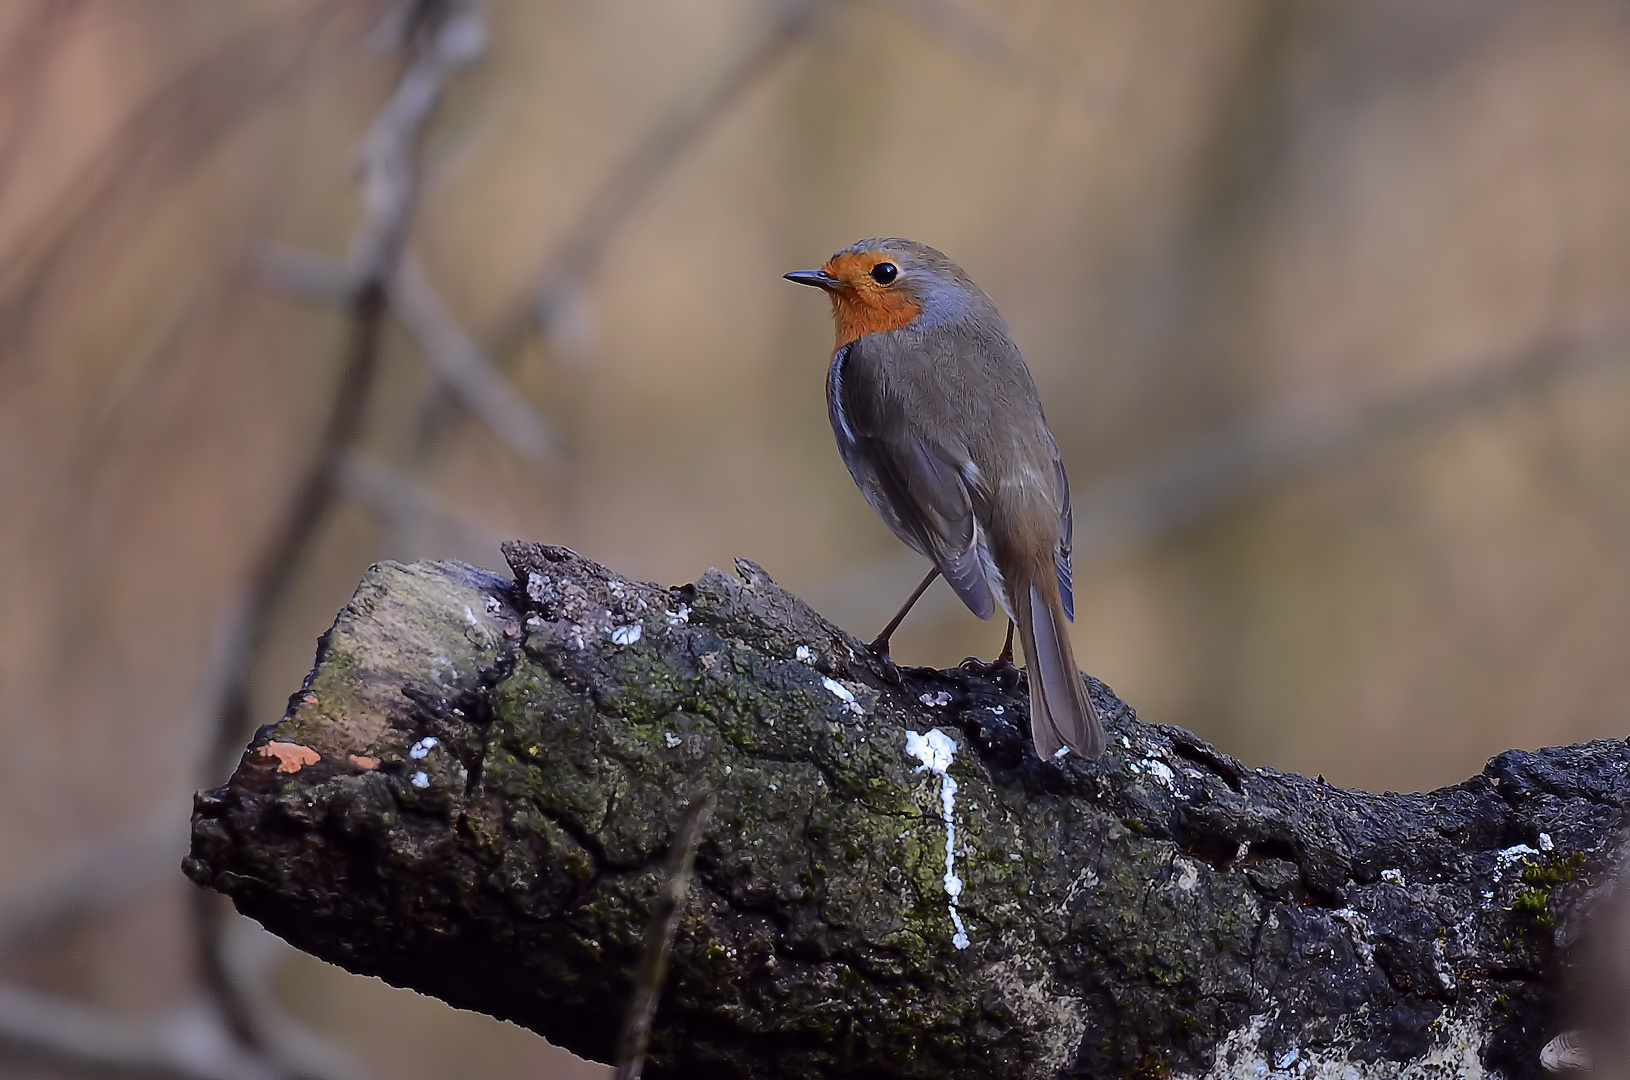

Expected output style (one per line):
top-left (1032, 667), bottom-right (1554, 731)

top-left (1014, 575), bottom-right (1104, 761)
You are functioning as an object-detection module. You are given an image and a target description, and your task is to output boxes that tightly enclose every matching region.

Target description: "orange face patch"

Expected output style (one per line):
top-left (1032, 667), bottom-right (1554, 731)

top-left (821, 251), bottom-right (922, 347)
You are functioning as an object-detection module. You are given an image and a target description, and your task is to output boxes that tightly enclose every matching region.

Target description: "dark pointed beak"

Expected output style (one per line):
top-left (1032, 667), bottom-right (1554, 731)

top-left (784, 269), bottom-right (840, 291)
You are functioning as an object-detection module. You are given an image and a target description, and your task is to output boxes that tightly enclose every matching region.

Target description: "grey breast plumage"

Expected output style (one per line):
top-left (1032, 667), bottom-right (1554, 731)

top-left (827, 336), bottom-right (998, 620)
top-left (826, 325), bottom-right (1076, 626)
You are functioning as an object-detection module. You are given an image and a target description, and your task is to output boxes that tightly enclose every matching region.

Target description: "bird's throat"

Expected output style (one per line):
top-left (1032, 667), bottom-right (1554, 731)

top-left (829, 290), bottom-right (922, 347)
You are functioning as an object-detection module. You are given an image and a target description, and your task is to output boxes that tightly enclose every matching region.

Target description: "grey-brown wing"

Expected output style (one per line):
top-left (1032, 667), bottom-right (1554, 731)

top-left (1054, 454), bottom-right (1074, 621)
top-left (828, 338), bottom-right (996, 620)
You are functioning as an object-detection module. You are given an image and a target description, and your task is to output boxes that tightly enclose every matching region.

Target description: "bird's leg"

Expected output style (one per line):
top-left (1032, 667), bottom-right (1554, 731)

top-left (867, 567), bottom-right (940, 665)
top-left (961, 619), bottom-right (1021, 687)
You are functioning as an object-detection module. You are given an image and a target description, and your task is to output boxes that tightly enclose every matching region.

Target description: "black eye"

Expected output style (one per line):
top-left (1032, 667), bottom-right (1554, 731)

top-left (869, 262), bottom-right (898, 285)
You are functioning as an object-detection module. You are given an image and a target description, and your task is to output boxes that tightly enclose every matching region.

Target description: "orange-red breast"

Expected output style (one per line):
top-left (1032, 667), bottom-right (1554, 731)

top-left (786, 238), bottom-right (1104, 760)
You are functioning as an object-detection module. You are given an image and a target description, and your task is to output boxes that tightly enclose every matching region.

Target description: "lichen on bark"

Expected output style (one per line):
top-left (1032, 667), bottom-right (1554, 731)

top-left (185, 542), bottom-right (1630, 1079)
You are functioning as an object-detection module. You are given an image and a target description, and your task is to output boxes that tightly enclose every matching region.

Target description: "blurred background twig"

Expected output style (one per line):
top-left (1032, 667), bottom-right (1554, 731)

top-left (194, 2), bottom-right (479, 1078)
top-left (407, 0), bottom-right (829, 461)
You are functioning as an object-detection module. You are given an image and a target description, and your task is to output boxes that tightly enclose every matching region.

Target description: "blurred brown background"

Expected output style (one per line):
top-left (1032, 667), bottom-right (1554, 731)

top-left (3, 0), bottom-right (1630, 1076)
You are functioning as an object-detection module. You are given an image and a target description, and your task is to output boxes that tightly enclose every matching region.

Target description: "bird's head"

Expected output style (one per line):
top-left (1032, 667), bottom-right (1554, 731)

top-left (785, 238), bottom-right (991, 348)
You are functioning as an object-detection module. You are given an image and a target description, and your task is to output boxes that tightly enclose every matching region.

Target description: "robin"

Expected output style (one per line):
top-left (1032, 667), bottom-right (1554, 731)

top-left (786, 238), bottom-right (1104, 760)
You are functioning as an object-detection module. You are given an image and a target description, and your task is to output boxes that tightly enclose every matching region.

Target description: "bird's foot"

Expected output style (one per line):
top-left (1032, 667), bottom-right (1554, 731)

top-left (960, 620), bottom-right (1021, 689)
top-left (866, 635), bottom-right (903, 685)
top-left (959, 653), bottom-right (1022, 689)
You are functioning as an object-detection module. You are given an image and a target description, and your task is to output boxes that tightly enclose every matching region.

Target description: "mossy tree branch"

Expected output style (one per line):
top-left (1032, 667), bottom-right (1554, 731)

top-left (185, 543), bottom-right (1628, 1079)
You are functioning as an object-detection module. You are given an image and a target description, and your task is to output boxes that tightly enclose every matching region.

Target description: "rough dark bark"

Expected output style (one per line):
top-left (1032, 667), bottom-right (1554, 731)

top-left (184, 542), bottom-right (1629, 1079)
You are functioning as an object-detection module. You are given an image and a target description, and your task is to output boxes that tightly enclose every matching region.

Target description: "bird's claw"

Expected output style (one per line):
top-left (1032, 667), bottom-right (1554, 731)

top-left (959, 653), bottom-right (1022, 690)
top-left (866, 637), bottom-right (904, 685)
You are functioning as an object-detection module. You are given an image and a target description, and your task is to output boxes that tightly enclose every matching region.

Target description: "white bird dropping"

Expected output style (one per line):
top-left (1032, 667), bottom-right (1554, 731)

top-left (906, 728), bottom-right (970, 949)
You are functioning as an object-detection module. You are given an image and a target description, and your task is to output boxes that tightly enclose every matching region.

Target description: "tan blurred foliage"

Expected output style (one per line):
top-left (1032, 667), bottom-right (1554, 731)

top-left (2, 0), bottom-right (1630, 1075)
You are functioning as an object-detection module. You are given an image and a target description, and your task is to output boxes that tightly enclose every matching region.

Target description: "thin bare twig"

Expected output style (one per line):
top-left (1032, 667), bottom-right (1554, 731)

top-left (195, 3), bottom-right (482, 1076)
top-left (243, 242), bottom-right (352, 305)
top-left (0, 828), bottom-right (354, 1080)
top-left (205, 0), bottom-right (476, 780)
top-left (526, 0), bottom-right (821, 338)
top-left (189, 276), bottom-right (387, 1072)
top-left (0, 809), bottom-right (181, 948)
top-left (1069, 320), bottom-right (1630, 557)
top-left (248, 240), bottom-right (560, 466)
top-left (337, 450), bottom-right (504, 556)
top-left (0, 4), bottom-right (368, 358)
top-left (390, 255), bottom-right (559, 464)
top-left (346, 3), bottom-right (485, 280)
top-left (200, 282), bottom-right (389, 789)
top-left (875, 0), bottom-right (1036, 80)
top-left (613, 790), bottom-right (715, 1080)
top-left (0, 984), bottom-right (267, 1080)
top-left (409, 0), bottom-right (825, 457)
